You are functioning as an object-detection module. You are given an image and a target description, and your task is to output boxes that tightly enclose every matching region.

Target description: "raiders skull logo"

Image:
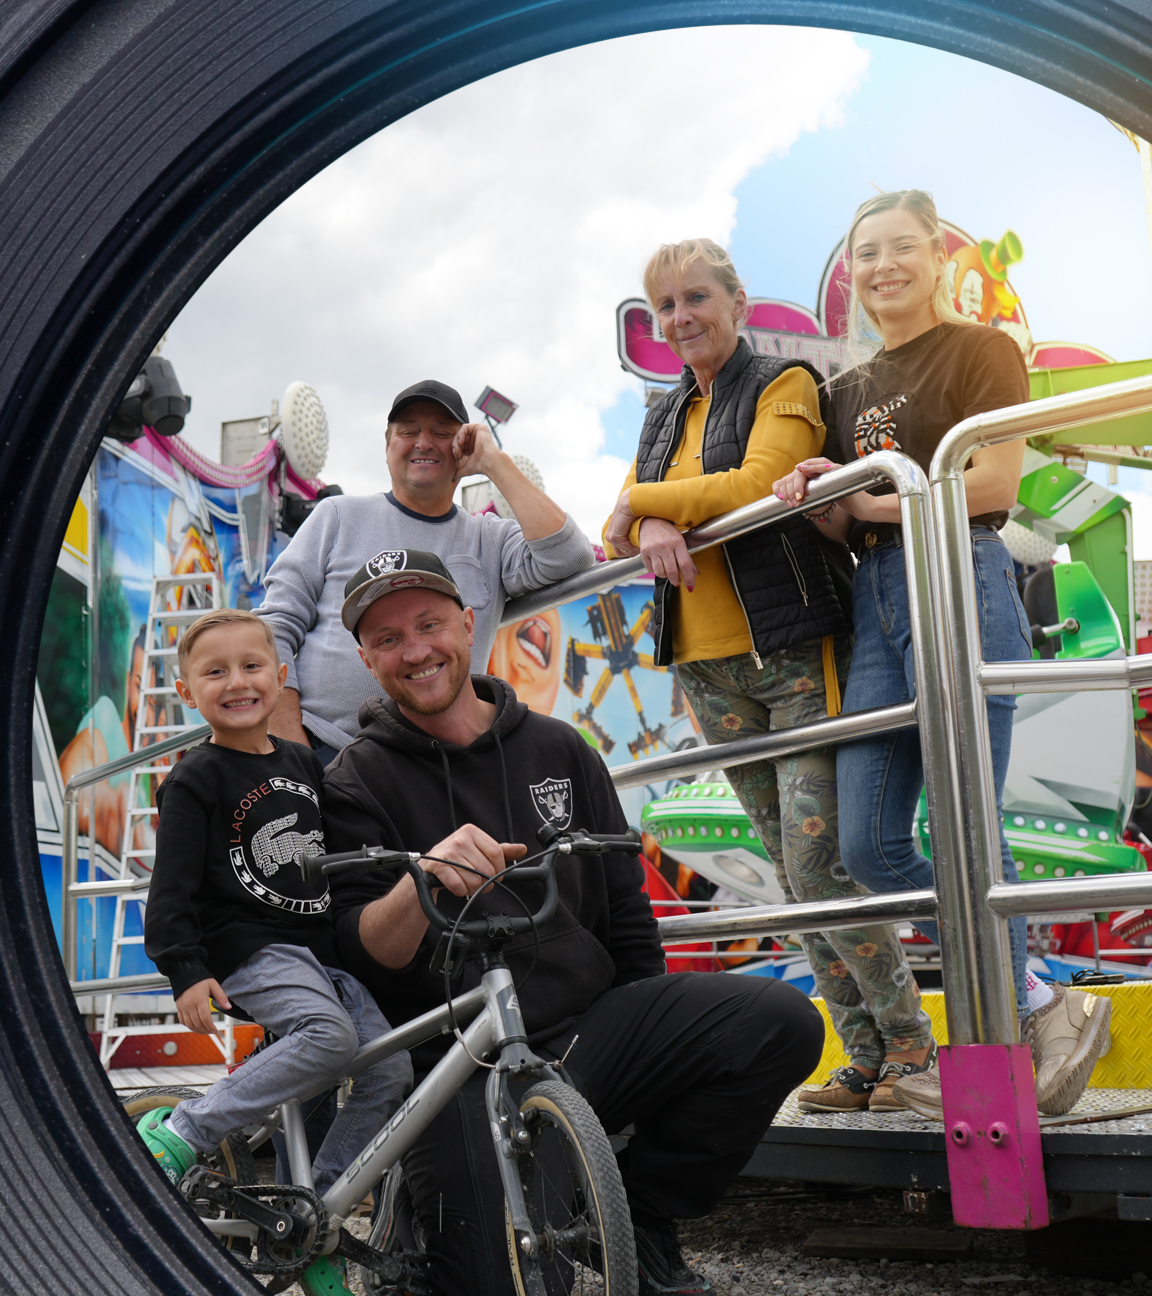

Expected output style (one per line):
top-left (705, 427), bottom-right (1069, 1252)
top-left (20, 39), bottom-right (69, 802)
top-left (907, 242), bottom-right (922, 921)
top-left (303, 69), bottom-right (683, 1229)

top-left (529, 777), bottom-right (573, 831)
top-left (366, 550), bottom-right (406, 578)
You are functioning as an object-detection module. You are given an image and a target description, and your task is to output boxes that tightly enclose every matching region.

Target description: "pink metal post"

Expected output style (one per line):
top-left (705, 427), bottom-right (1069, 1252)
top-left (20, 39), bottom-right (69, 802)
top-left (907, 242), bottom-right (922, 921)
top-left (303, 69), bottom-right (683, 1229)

top-left (939, 1044), bottom-right (1048, 1229)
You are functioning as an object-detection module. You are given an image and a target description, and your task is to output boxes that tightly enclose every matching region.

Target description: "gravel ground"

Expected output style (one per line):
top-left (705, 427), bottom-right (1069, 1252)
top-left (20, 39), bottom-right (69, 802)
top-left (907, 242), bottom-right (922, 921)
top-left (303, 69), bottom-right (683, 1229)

top-left (675, 1181), bottom-right (1149, 1295)
top-left (255, 1172), bottom-right (1151, 1295)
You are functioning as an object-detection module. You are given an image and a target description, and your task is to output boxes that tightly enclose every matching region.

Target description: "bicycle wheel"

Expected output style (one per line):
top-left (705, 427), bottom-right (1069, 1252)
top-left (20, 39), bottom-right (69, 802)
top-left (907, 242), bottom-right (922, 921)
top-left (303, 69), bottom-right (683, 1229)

top-left (357, 1163), bottom-right (428, 1296)
top-left (506, 1080), bottom-right (636, 1296)
top-left (122, 1085), bottom-right (257, 1252)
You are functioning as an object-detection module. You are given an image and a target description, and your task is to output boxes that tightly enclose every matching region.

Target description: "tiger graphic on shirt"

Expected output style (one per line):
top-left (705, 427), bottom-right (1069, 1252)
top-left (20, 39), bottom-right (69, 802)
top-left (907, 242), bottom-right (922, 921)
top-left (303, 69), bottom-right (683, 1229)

top-left (853, 394), bottom-right (909, 457)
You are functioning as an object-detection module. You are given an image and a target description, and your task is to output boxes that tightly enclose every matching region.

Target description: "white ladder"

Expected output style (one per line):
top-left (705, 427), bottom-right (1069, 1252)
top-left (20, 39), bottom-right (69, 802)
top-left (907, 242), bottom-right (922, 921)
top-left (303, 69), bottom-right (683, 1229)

top-left (99, 572), bottom-right (234, 1069)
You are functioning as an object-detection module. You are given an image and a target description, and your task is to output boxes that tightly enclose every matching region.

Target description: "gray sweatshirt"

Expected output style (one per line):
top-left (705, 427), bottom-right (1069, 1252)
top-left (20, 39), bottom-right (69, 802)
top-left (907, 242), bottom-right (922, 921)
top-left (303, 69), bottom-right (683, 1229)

top-left (258, 491), bottom-right (594, 748)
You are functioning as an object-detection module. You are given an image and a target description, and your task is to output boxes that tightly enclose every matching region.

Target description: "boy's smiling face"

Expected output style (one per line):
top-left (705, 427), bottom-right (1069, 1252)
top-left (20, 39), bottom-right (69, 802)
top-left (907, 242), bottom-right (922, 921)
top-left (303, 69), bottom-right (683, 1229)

top-left (175, 623), bottom-right (287, 752)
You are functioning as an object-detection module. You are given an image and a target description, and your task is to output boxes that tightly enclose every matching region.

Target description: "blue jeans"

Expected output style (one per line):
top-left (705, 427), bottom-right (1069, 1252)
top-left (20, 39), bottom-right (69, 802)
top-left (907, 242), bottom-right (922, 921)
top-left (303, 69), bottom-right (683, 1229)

top-left (836, 528), bottom-right (1032, 1017)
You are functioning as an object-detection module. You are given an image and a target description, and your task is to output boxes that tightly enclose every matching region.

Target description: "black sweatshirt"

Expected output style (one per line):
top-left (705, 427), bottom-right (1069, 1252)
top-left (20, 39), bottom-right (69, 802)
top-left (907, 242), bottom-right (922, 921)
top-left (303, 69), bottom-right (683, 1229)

top-left (146, 738), bottom-right (337, 999)
top-left (322, 677), bottom-right (665, 1064)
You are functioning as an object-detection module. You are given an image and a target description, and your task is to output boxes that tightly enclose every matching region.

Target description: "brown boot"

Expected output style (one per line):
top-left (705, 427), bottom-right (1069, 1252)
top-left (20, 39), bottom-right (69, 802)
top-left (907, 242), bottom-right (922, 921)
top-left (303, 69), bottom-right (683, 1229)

top-left (870, 1042), bottom-right (939, 1112)
top-left (797, 1066), bottom-right (876, 1113)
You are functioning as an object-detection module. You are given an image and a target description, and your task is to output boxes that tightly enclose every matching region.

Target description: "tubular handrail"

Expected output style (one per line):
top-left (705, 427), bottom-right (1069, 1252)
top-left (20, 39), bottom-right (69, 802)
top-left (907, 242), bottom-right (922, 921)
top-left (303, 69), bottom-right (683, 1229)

top-left (60, 723), bottom-right (211, 980)
top-left (981, 654), bottom-right (1152, 693)
top-left (608, 701), bottom-right (917, 790)
top-left (658, 889), bottom-right (937, 946)
top-left (63, 723), bottom-right (211, 793)
top-left (71, 972), bottom-right (169, 997)
top-left (929, 373), bottom-right (1152, 483)
top-left (988, 872), bottom-right (1152, 918)
top-left (502, 451), bottom-right (927, 626)
top-left (927, 371), bottom-right (1152, 1047)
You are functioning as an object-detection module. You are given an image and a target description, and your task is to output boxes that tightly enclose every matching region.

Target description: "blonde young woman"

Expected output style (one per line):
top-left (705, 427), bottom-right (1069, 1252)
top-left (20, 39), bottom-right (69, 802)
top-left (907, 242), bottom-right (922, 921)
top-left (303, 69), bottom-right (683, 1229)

top-left (775, 191), bottom-right (1112, 1117)
top-left (604, 239), bottom-right (934, 1114)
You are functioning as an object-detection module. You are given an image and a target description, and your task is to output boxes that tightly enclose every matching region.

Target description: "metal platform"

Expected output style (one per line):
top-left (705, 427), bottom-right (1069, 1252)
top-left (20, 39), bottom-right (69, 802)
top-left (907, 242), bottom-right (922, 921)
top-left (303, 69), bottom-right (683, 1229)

top-left (750, 1087), bottom-right (1152, 1201)
top-left (108, 1064), bottom-right (227, 1092)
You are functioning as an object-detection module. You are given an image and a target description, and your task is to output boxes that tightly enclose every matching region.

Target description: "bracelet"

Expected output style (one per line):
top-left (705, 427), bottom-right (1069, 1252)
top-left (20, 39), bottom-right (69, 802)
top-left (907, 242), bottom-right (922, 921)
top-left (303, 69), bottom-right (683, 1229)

top-left (805, 502), bottom-right (837, 524)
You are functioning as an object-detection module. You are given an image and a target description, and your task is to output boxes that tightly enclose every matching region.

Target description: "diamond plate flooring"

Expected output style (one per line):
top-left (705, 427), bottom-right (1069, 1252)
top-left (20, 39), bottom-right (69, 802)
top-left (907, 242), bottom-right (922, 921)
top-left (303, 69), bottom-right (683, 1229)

top-left (775, 1086), bottom-right (1152, 1135)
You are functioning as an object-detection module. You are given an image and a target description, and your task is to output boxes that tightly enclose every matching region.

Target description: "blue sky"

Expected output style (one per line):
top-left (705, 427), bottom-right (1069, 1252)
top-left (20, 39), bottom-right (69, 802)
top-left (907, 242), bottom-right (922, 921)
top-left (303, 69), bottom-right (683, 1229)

top-left (600, 33), bottom-right (1152, 465)
top-left (169, 26), bottom-right (1152, 545)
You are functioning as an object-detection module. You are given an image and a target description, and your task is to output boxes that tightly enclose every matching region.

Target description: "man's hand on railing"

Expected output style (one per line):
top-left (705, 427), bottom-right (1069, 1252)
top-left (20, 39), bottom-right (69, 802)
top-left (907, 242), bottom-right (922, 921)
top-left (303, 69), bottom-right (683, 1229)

top-left (604, 489), bottom-right (640, 557)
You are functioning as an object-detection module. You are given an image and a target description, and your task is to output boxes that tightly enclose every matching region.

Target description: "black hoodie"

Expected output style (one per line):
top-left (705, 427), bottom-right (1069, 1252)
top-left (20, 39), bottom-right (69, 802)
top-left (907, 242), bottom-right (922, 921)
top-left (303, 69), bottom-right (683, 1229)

top-left (323, 677), bottom-right (664, 1063)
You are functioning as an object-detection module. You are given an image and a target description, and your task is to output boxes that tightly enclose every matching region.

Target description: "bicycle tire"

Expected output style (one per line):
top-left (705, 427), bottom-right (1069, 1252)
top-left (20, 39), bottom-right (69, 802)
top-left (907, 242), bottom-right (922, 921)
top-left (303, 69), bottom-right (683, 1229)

top-left (506, 1080), bottom-right (637, 1296)
top-left (358, 1163), bottom-right (428, 1296)
top-left (121, 1085), bottom-right (257, 1252)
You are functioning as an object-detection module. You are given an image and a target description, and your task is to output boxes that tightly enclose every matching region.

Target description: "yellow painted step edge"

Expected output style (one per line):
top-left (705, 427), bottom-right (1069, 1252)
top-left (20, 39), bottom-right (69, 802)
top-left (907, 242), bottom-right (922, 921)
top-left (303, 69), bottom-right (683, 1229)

top-left (804, 980), bottom-right (1152, 1090)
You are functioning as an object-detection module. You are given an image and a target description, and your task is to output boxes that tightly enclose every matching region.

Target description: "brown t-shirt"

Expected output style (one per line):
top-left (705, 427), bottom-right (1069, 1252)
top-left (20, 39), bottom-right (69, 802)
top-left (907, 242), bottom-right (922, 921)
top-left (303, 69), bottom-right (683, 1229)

top-left (826, 321), bottom-right (1030, 552)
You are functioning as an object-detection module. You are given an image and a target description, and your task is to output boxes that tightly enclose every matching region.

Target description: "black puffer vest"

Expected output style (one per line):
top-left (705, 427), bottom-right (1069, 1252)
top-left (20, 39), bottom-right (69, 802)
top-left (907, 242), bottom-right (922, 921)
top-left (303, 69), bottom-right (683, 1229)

top-left (637, 338), bottom-right (854, 666)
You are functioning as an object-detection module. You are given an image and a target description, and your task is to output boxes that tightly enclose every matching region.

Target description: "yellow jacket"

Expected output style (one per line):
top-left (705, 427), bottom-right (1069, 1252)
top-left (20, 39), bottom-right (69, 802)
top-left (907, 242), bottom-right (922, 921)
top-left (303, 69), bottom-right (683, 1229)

top-left (604, 366), bottom-right (825, 664)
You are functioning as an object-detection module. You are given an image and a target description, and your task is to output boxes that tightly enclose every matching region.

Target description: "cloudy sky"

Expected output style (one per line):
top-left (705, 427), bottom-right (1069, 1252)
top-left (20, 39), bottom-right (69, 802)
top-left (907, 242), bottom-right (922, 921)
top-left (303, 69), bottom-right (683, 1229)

top-left (164, 25), bottom-right (1152, 546)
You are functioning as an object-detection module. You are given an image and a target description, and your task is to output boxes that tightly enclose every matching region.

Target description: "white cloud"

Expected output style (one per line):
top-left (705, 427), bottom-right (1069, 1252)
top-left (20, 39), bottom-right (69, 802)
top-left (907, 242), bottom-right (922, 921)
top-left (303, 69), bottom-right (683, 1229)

top-left (165, 26), bottom-right (869, 537)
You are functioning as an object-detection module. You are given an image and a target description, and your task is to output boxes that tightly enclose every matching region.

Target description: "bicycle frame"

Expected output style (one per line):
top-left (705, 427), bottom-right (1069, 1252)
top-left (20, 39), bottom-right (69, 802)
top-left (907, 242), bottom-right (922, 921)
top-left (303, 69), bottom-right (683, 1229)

top-left (202, 965), bottom-right (562, 1262)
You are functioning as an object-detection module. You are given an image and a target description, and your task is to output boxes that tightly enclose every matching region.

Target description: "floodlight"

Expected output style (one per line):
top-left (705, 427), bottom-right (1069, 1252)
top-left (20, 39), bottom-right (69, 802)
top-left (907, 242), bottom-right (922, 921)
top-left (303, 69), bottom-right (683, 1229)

top-left (475, 386), bottom-right (518, 426)
top-left (106, 355), bottom-right (191, 442)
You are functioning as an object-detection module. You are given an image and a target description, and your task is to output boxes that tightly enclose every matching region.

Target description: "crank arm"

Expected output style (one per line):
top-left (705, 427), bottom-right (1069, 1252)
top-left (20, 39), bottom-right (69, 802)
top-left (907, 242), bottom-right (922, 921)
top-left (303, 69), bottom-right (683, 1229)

top-left (180, 1167), bottom-right (295, 1238)
top-left (333, 1226), bottom-right (425, 1290)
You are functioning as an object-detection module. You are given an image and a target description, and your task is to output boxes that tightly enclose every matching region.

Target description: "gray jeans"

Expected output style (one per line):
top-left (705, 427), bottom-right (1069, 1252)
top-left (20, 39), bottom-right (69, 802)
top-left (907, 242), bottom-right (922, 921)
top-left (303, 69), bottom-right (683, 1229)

top-left (167, 944), bottom-right (412, 1194)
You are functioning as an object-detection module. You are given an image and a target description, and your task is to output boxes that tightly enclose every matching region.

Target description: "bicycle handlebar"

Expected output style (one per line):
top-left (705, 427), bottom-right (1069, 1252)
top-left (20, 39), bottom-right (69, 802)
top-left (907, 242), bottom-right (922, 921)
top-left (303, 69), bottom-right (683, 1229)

top-left (295, 828), bottom-right (643, 945)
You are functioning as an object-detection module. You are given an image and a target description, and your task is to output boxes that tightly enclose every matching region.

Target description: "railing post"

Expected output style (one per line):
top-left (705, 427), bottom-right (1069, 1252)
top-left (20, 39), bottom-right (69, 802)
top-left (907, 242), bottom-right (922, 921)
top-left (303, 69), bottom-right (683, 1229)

top-left (929, 468), bottom-right (1018, 1046)
top-left (890, 459), bottom-right (984, 1046)
top-left (61, 790), bottom-right (79, 982)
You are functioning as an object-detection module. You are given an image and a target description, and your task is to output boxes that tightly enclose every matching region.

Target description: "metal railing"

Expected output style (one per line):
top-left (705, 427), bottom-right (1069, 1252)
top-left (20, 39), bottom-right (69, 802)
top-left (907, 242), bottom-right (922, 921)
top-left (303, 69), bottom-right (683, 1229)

top-left (925, 371), bottom-right (1152, 1045)
top-left (61, 723), bottom-right (210, 981)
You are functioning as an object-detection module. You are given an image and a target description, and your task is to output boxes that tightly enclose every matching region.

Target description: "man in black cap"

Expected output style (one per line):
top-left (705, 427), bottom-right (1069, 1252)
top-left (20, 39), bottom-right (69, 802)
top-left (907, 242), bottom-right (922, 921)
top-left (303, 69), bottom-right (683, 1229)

top-left (323, 550), bottom-right (825, 1296)
top-left (259, 380), bottom-right (593, 763)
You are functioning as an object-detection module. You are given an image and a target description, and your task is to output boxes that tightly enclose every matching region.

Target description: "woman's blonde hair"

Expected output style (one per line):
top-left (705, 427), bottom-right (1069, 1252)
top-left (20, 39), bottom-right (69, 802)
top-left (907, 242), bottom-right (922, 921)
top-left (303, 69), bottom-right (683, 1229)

top-left (842, 190), bottom-right (973, 355)
top-left (642, 239), bottom-right (747, 318)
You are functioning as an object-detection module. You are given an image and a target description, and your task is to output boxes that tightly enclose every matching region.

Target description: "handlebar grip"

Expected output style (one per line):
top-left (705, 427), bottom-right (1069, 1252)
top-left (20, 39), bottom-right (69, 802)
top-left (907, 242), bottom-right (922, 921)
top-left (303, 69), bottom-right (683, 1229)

top-left (404, 858), bottom-right (453, 934)
top-left (296, 845), bottom-right (415, 884)
top-left (566, 828), bottom-right (644, 855)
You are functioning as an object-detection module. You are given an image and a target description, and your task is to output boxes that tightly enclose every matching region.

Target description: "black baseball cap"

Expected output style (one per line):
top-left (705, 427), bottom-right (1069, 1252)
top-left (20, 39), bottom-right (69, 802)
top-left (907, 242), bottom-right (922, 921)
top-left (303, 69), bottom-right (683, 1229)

top-left (342, 549), bottom-right (464, 639)
top-left (387, 380), bottom-right (469, 425)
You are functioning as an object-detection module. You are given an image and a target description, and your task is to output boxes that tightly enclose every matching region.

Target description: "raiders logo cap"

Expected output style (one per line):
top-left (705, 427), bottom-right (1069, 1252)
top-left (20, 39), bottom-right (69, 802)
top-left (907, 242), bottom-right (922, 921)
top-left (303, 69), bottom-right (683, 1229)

top-left (341, 549), bottom-right (464, 639)
top-left (387, 379), bottom-right (469, 425)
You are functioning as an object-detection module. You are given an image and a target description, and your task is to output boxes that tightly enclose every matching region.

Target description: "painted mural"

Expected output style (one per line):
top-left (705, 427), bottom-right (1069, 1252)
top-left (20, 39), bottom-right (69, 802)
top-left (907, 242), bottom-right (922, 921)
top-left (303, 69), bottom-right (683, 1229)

top-left (38, 436), bottom-right (293, 983)
top-left (488, 582), bottom-right (699, 826)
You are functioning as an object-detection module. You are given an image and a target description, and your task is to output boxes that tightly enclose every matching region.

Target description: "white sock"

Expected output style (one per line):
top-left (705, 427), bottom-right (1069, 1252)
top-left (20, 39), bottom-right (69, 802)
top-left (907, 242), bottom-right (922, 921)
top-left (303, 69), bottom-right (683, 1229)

top-left (1025, 969), bottom-right (1055, 1012)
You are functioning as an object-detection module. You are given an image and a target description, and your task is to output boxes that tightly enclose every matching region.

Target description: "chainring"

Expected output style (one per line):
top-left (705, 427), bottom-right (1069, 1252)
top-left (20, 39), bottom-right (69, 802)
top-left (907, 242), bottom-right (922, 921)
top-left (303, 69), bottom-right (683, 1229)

top-left (180, 1168), bottom-right (328, 1277)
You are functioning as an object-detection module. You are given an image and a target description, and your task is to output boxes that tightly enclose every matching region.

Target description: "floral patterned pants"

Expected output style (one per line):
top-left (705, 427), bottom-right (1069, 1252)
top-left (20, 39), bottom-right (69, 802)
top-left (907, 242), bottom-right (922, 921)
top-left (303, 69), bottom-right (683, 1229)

top-left (679, 638), bottom-right (933, 1068)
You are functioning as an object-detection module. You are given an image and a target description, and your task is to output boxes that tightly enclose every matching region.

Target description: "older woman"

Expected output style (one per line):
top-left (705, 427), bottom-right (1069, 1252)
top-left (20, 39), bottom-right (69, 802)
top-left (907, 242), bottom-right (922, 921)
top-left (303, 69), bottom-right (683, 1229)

top-left (604, 239), bottom-right (933, 1115)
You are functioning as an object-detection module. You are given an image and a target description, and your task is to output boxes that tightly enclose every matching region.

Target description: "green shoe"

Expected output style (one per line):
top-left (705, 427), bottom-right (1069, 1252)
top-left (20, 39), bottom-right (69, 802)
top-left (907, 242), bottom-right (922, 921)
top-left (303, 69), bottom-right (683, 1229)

top-left (299, 1255), bottom-right (353, 1295)
top-left (135, 1107), bottom-right (197, 1186)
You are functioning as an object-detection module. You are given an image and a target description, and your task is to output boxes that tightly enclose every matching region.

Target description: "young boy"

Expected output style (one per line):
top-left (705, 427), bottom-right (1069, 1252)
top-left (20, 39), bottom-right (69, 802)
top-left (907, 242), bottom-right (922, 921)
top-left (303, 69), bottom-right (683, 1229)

top-left (136, 607), bottom-right (412, 1202)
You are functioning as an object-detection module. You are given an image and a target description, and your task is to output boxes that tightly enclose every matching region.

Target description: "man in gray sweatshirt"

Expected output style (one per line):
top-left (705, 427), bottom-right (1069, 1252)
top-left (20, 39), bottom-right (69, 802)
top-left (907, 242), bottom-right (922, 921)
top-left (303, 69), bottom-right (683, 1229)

top-left (260, 379), bottom-right (594, 760)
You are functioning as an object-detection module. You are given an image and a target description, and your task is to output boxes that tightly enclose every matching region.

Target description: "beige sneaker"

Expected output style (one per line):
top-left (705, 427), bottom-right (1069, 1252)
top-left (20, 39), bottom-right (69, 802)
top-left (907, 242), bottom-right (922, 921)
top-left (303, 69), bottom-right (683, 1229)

top-left (1027, 982), bottom-right (1112, 1115)
top-left (870, 1042), bottom-right (939, 1112)
top-left (797, 1066), bottom-right (876, 1112)
top-left (890, 1066), bottom-right (943, 1120)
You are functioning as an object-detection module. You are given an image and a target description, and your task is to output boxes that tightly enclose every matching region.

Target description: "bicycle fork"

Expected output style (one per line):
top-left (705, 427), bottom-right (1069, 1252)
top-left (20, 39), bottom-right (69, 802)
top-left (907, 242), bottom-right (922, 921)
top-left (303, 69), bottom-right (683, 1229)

top-left (481, 958), bottom-right (565, 1295)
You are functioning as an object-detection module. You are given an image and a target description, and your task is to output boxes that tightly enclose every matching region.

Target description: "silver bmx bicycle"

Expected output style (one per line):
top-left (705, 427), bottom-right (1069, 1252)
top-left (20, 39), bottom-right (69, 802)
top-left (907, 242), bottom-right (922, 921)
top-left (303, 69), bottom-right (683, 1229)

top-left (124, 826), bottom-right (644, 1296)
